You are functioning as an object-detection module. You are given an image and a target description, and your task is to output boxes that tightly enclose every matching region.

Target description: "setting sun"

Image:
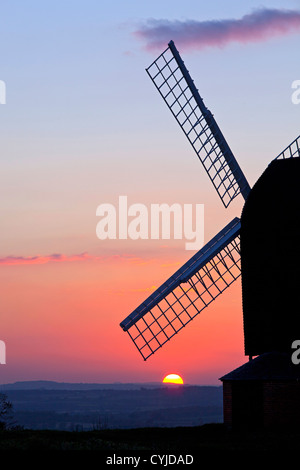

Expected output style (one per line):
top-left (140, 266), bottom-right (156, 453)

top-left (163, 374), bottom-right (184, 385)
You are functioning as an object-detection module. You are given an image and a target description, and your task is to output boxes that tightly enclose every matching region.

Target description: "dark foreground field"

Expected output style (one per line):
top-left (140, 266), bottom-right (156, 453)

top-left (1, 423), bottom-right (300, 455)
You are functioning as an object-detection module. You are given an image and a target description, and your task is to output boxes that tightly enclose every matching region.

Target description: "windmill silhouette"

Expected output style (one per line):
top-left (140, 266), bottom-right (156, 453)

top-left (120, 40), bottom-right (300, 363)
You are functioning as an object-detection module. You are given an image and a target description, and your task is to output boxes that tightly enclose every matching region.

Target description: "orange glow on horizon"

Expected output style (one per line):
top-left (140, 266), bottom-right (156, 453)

top-left (163, 373), bottom-right (184, 385)
top-left (0, 247), bottom-right (244, 385)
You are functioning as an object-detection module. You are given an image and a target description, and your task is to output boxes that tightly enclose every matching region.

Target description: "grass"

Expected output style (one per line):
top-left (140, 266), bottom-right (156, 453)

top-left (0, 423), bottom-right (300, 453)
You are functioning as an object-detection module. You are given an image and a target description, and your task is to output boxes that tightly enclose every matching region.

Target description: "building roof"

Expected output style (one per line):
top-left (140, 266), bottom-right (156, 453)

top-left (220, 351), bottom-right (300, 381)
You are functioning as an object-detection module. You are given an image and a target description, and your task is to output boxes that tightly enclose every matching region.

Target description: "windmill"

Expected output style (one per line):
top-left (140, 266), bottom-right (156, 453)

top-left (120, 40), bottom-right (300, 364)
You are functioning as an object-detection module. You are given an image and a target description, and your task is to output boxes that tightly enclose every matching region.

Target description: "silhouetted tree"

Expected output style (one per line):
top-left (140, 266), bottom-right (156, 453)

top-left (0, 393), bottom-right (15, 430)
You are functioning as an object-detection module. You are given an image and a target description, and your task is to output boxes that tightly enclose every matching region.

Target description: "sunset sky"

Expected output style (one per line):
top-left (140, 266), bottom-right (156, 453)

top-left (0, 0), bottom-right (299, 386)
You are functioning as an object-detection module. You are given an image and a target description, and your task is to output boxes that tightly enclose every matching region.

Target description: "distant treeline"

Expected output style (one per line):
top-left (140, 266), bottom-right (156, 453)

top-left (1, 385), bottom-right (223, 431)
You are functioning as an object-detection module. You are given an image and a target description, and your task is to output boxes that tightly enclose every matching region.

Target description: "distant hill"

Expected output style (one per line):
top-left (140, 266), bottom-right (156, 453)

top-left (0, 380), bottom-right (219, 391)
top-left (0, 380), bottom-right (168, 390)
top-left (0, 382), bottom-right (223, 430)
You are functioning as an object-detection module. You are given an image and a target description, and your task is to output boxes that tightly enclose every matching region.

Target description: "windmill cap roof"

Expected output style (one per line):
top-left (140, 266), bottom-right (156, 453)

top-left (219, 351), bottom-right (300, 381)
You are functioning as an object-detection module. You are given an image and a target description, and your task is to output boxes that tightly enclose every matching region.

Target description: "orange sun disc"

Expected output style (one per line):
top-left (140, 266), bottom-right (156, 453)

top-left (163, 374), bottom-right (184, 385)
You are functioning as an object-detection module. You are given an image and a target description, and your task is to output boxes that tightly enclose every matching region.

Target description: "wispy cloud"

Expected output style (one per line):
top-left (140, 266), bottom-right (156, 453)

top-left (0, 252), bottom-right (157, 266)
top-left (134, 8), bottom-right (300, 52)
top-left (0, 253), bottom-right (93, 266)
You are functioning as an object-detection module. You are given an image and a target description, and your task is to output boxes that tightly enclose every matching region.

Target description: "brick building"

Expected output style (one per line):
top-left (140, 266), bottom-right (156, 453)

top-left (220, 351), bottom-right (300, 429)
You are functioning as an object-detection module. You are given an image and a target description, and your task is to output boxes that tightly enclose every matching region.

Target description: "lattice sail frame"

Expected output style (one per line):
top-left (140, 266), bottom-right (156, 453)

top-left (120, 218), bottom-right (241, 360)
top-left (119, 34), bottom-right (299, 360)
top-left (146, 41), bottom-right (251, 208)
top-left (274, 134), bottom-right (300, 160)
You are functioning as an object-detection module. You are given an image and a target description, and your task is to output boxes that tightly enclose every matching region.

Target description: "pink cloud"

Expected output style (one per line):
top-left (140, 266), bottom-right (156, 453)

top-left (0, 252), bottom-right (156, 266)
top-left (0, 253), bottom-right (93, 266)
top-left (134, 8), bottom-right (300, 52)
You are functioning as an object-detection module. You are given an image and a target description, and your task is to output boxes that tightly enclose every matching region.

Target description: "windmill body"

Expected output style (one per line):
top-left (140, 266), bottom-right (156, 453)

top-left (120, 40), bottom-right (300, 366)
top-left (241, 156), bottom-right (300, 357)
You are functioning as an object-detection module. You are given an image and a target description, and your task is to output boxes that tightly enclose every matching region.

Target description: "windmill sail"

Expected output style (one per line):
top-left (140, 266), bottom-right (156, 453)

top-left (146, 41), bottom-right (251, 208)
top-left (273, 134), bottom-right (300, 160)
top-left (120, 217), bottom-right (241, 360)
